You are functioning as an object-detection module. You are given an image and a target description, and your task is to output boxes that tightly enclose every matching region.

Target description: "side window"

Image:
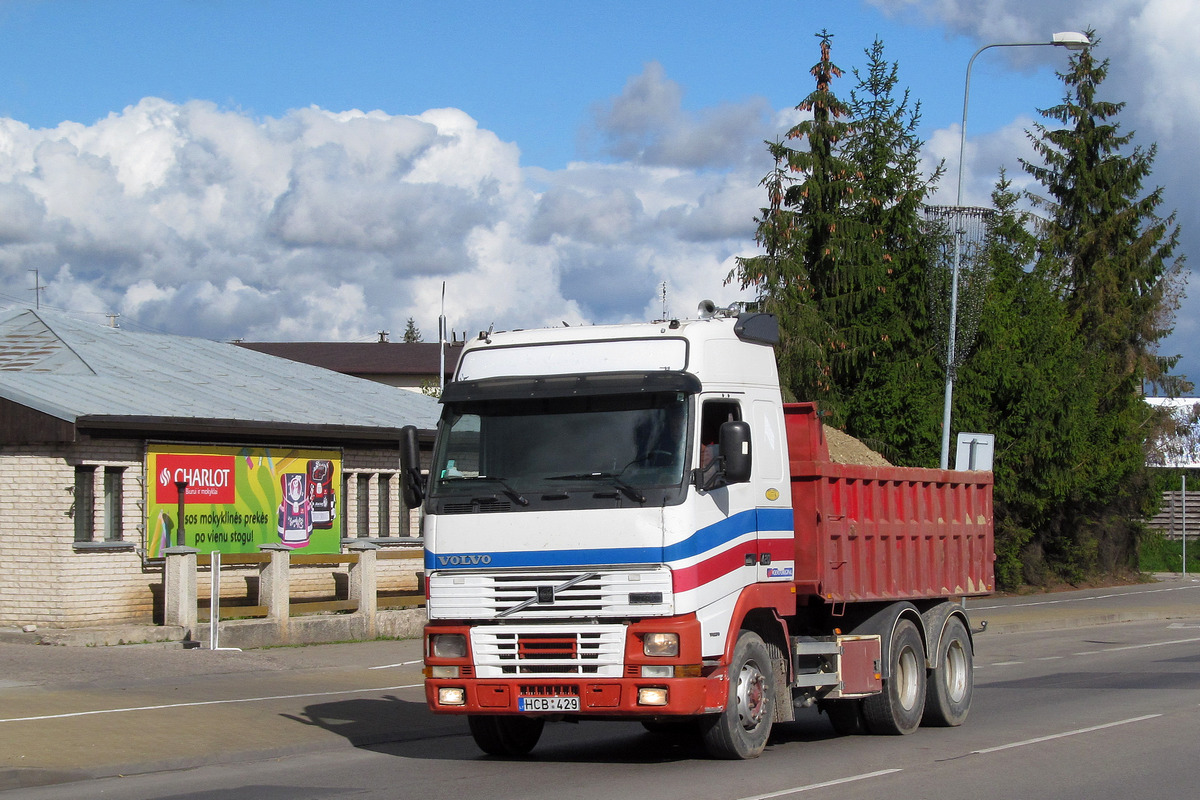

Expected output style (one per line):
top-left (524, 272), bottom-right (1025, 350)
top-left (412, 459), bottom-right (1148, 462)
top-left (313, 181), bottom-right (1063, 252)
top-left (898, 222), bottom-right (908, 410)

top-left (699, 400), bottom-right (742, 469)
top-left (74, 466), bottom-right (96, 543)
top-left (73, 462), bottom-right (135, 549)
top-left (103, 467), bottom-right (125, 541)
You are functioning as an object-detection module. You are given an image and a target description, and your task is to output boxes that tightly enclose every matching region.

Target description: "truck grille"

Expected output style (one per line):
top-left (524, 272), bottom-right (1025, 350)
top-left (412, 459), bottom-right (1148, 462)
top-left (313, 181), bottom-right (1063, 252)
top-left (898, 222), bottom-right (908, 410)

top-left (471, 625), bottom-right (626, 678)
top-left (428, 568), bottom-right (673, 620)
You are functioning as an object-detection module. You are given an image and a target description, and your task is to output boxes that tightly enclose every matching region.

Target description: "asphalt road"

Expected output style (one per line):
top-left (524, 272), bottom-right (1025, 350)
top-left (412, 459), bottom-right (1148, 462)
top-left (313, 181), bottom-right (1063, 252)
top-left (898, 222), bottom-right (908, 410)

top-left (1, 577), bottom-right (1197, 799)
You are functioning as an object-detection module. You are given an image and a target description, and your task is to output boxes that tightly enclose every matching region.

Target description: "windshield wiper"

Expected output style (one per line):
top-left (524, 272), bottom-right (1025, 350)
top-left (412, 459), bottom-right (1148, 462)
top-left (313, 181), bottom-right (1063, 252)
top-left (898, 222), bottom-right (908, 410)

top-left (547, 473), bottom-right (646, 504)
top-left (441, 475), bottom-right (529, 506)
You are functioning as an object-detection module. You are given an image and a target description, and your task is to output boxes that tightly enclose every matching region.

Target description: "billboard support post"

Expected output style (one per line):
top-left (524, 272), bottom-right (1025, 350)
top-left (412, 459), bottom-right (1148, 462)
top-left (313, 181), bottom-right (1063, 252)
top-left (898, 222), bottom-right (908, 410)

top-left (175, 480), bottom-right (188, 547)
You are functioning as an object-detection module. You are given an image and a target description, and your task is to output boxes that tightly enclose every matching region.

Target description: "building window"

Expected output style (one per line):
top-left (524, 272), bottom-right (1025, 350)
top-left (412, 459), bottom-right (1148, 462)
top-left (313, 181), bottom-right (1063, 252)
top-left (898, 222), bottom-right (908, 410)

top-left (74, 466), bottom-right (96, 543)
top-left (356, 473), bottom-right (371, 537)
top-left (103, 467), bottom-right (124, 541)
top-left (377, 474), bottom-right (391, 537)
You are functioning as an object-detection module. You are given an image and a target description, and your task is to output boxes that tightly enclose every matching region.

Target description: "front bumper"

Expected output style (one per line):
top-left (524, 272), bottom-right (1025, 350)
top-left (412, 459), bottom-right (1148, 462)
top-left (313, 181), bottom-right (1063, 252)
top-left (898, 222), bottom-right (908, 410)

top-left (425, 675), bottom-right (717, 717)
top-left (424, 615), bottom-right (723, 717)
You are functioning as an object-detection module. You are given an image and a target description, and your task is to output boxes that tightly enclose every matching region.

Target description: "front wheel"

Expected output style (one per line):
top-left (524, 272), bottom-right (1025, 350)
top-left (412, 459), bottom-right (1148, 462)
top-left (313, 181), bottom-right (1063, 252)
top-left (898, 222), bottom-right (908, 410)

top-left (862, 619), bottom-right (926, 735)
top-left (700, 630), bottom-right (776, 759)
top-left (467, 715), bottom-right (545, 757)
top-left (923, 617), bottom-right (973, 727)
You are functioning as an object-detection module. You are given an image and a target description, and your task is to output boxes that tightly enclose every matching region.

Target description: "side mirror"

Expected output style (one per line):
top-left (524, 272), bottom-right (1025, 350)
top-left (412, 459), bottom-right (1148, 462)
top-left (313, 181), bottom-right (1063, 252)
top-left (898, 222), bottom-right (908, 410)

top-left (694, 420), bottom-right (752, 491)
top-left (400, 425), bottom-right (425, 507)
top-left (720, 420), bottom-right (752, 484)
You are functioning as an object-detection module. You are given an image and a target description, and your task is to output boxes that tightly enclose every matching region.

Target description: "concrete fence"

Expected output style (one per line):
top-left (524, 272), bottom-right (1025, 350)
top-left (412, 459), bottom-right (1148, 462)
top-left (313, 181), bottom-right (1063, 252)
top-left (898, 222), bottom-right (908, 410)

top-left (163, 541), bottom-right (427, 649)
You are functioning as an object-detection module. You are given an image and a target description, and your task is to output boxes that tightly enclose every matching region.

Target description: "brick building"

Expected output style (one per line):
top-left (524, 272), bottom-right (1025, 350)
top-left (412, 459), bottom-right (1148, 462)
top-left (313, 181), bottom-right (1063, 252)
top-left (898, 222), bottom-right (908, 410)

top-left (0, 308), bottom-right (439, 630)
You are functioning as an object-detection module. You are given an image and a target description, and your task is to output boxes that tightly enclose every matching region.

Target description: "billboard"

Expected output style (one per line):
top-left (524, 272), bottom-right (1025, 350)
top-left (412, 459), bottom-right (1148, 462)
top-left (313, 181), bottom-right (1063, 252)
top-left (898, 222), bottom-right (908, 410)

top-left (146, 444), bottom-right (342, 558)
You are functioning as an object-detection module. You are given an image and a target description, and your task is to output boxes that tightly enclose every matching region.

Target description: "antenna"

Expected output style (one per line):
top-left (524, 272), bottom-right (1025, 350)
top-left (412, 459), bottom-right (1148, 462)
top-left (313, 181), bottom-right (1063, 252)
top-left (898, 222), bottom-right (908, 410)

top-left (439, 282), bottom-right (447, 391)
top-left (660, 282), bottom-right (669, 320)
top-left (28, 269), bottom-right (44, 309)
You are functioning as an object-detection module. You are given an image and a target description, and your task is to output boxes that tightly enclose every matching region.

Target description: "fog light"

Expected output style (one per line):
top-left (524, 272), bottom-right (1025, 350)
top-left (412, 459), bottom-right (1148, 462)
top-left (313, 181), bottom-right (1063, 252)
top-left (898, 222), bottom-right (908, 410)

top-left (430, 665), bottom-right (460, 679)
top-left (438, 687), bottom-right (466, 706)
top-left (643, 632), bottom-right (679, 657)
top-left (640, 665), bottom-right (674, 678)
top-left (637, 687), bottom-right (668, 706)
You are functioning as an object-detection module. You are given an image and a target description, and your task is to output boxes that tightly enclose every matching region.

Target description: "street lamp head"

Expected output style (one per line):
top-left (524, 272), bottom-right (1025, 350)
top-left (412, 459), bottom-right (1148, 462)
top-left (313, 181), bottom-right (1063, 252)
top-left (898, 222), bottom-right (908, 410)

top-left (1052, 31), bottom-right (1092, 50)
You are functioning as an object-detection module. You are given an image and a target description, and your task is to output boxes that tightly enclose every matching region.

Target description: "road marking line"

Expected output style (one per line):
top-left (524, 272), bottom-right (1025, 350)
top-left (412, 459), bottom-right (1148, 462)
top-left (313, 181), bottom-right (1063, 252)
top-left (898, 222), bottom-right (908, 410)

top-left (1074, 636), bottom-right (1200, 657)
top-left (0, 683), bottom-right (425, 724)
top-left (738, 769), bottom-right (902, 800)
top-left (369, 659), bottom-right (423, 669)
top-left (972, 714), bottom-right (1162, 755)
top-left (1036, 656), bottom-right (1064, 661)
top-left (992, 660), bottom-right (1023, 666)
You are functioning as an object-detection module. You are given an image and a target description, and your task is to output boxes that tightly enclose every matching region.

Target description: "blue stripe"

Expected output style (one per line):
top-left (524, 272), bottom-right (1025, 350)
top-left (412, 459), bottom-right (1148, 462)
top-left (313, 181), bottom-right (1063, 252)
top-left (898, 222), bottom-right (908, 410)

top-left (426, 506), bottom-right (795, 570)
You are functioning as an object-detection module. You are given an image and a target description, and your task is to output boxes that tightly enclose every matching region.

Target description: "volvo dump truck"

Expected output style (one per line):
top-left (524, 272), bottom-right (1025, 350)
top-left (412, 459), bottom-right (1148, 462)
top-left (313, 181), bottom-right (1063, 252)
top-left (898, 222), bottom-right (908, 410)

top-left (403, 306), bottom-right (994, 759)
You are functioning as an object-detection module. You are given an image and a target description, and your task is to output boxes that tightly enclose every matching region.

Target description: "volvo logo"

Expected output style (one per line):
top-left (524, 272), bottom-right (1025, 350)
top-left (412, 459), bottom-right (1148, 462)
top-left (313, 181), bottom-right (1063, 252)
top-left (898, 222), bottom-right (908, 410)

top-left (437, 554), bottom-right (493, 566)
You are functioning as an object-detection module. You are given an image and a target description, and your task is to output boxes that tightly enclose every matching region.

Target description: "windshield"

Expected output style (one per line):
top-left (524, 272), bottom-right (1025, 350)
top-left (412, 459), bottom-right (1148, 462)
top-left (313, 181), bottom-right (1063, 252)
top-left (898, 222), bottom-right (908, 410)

top-left (430, 391), bottom-right (691, 507)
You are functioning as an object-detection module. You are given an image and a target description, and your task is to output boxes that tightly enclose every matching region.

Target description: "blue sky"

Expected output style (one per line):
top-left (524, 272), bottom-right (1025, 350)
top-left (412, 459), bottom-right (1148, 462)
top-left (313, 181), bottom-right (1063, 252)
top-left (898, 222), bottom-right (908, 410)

top-left (0, 1), bottom-right (1072, 168)
top-left (0, 0), bottom-right (1196, 390)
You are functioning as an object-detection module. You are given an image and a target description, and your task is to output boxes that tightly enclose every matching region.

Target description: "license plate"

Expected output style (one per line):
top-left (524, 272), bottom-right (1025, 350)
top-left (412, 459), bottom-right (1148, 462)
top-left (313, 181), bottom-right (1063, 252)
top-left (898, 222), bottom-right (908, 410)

top-left (518, 696), bottom-right (580, 712)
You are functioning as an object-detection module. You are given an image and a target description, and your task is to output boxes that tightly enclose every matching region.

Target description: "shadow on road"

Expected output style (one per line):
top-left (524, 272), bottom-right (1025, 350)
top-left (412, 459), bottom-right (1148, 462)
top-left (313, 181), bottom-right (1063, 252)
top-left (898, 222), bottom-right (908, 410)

top-left (283, 695), bottom-right (842, 764)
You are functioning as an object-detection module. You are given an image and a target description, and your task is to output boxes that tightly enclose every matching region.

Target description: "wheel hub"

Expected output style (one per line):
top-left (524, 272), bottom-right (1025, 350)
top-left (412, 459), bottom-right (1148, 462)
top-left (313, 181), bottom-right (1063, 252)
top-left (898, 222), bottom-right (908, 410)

top-left (736, 662), bottom-right (768, 730)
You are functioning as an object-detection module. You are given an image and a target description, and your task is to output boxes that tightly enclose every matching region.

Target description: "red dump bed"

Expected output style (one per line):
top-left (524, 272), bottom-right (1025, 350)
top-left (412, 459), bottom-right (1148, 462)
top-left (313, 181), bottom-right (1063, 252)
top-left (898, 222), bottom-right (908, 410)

top-left (784, 403), bottom-right (994, 604)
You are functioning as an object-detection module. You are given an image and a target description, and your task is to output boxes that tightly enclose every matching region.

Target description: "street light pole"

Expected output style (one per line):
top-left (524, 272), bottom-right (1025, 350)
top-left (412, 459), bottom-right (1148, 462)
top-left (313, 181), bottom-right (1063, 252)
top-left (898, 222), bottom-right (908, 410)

top-left (939, 31), bottom-right (1092, 469)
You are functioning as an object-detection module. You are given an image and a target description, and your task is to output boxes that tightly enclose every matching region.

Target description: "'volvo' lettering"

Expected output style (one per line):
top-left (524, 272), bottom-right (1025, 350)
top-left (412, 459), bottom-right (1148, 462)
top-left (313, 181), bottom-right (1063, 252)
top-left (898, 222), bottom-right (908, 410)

top-left (437, 554), bottom-right (493, 566)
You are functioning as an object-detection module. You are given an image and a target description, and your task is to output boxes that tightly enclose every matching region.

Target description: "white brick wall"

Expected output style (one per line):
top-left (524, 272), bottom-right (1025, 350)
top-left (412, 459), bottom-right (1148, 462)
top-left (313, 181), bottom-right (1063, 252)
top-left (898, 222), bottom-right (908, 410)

top-left (0, 437), bottom-right (421, 629)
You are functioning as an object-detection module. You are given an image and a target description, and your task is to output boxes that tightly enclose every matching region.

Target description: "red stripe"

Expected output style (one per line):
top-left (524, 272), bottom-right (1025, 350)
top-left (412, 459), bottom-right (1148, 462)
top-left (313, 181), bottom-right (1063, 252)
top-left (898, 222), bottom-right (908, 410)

top-left (671, 537), bottom-right (795, 593)
top-left (759, 537), bottom-right (794, 563)
top-left (672, 547), bottom-right (748, 593)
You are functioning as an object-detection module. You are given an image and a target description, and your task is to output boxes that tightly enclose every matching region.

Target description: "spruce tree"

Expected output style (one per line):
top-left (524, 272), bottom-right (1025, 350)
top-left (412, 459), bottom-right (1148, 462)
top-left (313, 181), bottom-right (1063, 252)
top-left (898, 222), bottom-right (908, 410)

top-left (956, 174), bottom-right (1088, 586)
top-left (403, 317), bottom-right (423, 343)
top-left (733, 34), bottom-right (942, 459)
top-left (838, 40), bottom-right (945, 464)
top-left (732, 31), bottom-right (855, 414)
top-left (1020, 32), bottom-right (1186, 577)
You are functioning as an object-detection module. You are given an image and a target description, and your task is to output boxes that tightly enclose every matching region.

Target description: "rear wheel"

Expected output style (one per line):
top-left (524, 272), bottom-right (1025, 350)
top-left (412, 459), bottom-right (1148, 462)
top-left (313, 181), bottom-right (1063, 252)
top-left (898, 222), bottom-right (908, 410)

top-left (467, 715), bottom-right (545, 757)
top-left (862, 619), bottom-right (926, 735)
top-left (823, 699), bottom-right (868, 736)
top-left (700, 631), bottom-right (775, 759)
top-left (923, 617), bottom-right (973, 727)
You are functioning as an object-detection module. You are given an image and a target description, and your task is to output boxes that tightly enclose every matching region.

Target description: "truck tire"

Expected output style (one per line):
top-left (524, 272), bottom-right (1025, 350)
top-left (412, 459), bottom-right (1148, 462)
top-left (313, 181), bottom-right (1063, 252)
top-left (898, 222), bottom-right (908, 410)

top-left (467, 715), bottom-right (545, 757)
top-left (700, 630), bottom-right (775, 759)
top-left (823, 699), bottom-right (868, 736)
top-left (862, 619), bottom-right (926, 735)
top-left (923, 616), bottom-right (972, 727)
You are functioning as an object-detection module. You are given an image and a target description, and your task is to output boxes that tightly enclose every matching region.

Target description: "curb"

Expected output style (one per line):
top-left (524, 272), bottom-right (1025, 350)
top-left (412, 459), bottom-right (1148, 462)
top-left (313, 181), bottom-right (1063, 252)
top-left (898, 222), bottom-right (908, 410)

top-left (976, 609), bottom-right (1196, 635)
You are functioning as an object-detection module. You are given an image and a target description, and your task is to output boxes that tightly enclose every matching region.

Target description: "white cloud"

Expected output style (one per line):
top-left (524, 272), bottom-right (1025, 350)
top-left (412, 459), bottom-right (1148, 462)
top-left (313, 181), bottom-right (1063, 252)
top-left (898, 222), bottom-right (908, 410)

top-left (0, 79), bottom-right (770, 344)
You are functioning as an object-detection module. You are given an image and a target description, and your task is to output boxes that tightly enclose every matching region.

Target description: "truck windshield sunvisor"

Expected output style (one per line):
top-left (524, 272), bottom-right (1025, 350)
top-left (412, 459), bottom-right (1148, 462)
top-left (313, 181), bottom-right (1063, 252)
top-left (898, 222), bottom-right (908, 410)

top-left (440, 371), bottom-right (702, 403)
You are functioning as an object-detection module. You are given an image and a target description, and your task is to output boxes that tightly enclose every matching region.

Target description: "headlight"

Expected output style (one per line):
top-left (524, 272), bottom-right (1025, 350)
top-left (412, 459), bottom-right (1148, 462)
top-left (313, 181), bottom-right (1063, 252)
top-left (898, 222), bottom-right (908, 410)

top-left (430, 633), bottom-right (468, 659)
top-left (643, 632), bottom-right (679, 657)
